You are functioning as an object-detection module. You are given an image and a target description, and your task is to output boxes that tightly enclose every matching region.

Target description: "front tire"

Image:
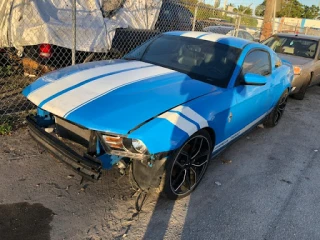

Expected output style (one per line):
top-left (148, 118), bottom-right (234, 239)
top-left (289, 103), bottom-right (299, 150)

top-left (264, 89), bottom-right (288, 128)
top-left (292, 77), bottom-right (311, 100)
top-left (161, 129), bottom-right (213, 200)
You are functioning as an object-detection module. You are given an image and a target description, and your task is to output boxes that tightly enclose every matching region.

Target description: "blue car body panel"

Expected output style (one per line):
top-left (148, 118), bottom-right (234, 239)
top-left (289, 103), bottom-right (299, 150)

top-left (23, 31), bottom-right (294, 169)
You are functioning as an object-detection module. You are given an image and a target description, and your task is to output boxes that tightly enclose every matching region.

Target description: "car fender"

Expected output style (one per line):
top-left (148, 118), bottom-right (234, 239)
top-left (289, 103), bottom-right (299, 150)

top-left (128, 88), bottom-right (234, 155)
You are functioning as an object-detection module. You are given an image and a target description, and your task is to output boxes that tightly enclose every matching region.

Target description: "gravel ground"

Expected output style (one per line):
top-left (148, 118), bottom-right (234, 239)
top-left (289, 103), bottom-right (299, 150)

top-left (1, 87), bottom-right (320, 240)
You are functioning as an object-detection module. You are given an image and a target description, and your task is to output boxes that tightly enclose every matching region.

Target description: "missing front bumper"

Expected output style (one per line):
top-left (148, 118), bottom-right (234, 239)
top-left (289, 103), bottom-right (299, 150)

top-left (26, 116), bottom-right (102, 181)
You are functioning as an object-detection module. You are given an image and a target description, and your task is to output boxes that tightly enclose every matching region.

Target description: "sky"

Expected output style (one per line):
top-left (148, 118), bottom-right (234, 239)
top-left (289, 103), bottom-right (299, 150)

top-left (207, 0), bottom-right (320, 8)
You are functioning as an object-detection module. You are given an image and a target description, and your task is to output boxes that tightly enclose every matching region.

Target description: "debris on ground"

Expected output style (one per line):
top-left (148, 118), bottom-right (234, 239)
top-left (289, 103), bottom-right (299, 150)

top-left (215, 181), bottom-right (222, 186)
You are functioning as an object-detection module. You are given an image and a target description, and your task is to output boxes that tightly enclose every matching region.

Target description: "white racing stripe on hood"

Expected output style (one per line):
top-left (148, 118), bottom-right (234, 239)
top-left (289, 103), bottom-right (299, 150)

top-left (158, 112), bottom-right (198, 136)
top-left (28, 61), bottom-right (151, 105)
top-left (41, 66), bottom-right (175, 118)
top-left (172, 106), bottom-right (208, 128)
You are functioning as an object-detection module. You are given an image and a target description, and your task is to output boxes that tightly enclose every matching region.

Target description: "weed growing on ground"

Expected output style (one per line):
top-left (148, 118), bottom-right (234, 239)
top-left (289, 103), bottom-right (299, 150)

top-left (0, 123), bottom-right (12, 135)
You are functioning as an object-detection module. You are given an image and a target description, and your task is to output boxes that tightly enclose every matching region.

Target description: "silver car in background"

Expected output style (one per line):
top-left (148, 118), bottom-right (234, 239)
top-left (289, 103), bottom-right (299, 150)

top-left (203, 26), bottom-right (257, 41)
top-left (263, 33), bottom-right (320, 100)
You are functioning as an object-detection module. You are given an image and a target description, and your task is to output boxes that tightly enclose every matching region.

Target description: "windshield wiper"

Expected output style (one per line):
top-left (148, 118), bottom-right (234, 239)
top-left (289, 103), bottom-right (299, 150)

top-left (123, 57), bottom-right (139, 61)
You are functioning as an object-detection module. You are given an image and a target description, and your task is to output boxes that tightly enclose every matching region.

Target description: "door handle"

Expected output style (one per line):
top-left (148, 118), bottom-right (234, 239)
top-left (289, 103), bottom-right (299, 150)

top-left (228, 112), bottom-right (233, 122)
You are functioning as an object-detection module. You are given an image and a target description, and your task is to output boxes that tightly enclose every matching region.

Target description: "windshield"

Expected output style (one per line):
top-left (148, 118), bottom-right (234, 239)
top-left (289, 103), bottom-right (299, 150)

top-left (124, 34), bottom-right (241, 88)
top-left (263, 36), bottom-right (318, 59)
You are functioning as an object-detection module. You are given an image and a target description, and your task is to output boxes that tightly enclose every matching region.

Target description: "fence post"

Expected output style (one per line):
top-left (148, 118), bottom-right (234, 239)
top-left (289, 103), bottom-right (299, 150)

top-left (235, 14), bottom-right (241, 37)
top-left (192, 4), bottom-right (198, 31)
top-left (72, 0), bottom-right (76, 65)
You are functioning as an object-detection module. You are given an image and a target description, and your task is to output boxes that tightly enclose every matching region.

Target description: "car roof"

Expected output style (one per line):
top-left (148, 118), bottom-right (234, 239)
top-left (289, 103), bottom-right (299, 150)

top-left (164, 31), bottom-right (250, 49)
top-left (274, 33), bottom-right (320, 41)
top-left (207, 26), bottom-right (234, 30)
top-left (203, 26), bottom-right (234, 35)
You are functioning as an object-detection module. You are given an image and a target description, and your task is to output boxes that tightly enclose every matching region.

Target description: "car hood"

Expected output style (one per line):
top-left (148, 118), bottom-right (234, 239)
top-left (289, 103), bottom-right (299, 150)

top-left (278, 53), bottom-right (313, 66)
top-left (23, 59), bottom-right (218, 134)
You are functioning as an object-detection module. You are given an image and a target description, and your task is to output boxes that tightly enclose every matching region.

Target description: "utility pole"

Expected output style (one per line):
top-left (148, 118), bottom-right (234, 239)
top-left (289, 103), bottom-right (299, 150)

top-left (224, 0), bottom-right (228, 10)
top-left (272, 0), bottom-right (276, 33)
top-left (223, 0), bottom-right (228, 16)
top-left (260, 0), bottom-right (274, 41)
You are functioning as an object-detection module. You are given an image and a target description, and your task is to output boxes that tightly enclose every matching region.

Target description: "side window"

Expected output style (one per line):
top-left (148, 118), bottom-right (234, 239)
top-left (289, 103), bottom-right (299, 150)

top-left (242, 50), bottom-right (271, 76)
top-left (227, 30), bottom-right (234, 36)
top-left (236, 50), bottom-right (271, 85)
top-left (237, 31), bottom-right (244, 39)
top-left (243, 32), bottom-right (254, 41)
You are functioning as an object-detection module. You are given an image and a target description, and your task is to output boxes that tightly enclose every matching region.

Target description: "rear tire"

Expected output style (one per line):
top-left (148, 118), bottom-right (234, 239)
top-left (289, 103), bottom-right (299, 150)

top-left (264, 89), bottom-right (288, 128)
top-left (161, 129), bottom-right (213, 200)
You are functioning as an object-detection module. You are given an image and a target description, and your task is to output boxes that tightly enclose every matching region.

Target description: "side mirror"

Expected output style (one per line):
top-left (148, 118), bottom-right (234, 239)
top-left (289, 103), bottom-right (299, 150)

top-left (243, 73), bottom-right (267, 86)
top-left (275, 60), bottom-right (282, 68)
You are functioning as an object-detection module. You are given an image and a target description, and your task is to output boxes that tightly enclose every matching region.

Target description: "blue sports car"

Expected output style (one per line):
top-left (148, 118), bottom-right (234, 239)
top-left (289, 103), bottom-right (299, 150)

top-left (23, 31), bottom-right (293, 200)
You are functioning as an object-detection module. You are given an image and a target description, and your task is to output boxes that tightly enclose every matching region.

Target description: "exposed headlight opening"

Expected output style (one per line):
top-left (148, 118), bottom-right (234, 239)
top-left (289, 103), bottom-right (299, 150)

top-left (131, 139), bottom-right (147, 154)
top-left (101, 134), bottom-right (148, 154)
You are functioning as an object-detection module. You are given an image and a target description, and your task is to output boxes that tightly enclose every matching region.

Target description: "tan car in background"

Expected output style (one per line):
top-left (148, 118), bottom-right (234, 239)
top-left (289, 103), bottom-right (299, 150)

top-left (263, 33), bottom-right (320, 100)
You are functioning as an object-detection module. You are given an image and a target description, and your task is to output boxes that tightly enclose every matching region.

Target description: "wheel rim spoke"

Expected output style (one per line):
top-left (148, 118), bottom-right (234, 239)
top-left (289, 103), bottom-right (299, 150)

top-left (192, 160), bottom-right (208, 167)
top-left (277, 108), bottom-right (282, 118)
top-left (185, 169), bottom-right (192, 190)
top-left (180, 150), bottom-right (189, 158)
top-left (191, 138), bottom-right (203, 159)
top-left (190, 166), bottom-right (197, 183)
top-left (173, 169), bottom-right (187, 192)
top-left (192, 150), bottom-right (210, 161)
top-left (274, 96), bottom-right (287, 124)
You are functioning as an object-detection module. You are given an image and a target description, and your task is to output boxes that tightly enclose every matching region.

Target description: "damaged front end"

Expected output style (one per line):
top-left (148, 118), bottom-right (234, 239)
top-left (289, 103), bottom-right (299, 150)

top-left (27, 108), bottom-right (170, 188)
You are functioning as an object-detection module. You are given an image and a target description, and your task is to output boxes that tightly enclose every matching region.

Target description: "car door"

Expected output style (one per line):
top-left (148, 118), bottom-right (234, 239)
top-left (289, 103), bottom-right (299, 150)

top-left (229, 49), bottom-right (274, 134)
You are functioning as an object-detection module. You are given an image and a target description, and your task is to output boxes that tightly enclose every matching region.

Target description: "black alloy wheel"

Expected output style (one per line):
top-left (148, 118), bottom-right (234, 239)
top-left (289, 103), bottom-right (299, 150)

top-left (264, 89), bottom-right (288, 128)
top-left (161, 130), bottom-right (212, 200)
top-left (273, 91), bottom-right (288, 125)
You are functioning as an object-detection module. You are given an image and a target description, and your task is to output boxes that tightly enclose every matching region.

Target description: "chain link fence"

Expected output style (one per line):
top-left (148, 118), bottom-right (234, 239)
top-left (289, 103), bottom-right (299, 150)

top-left (276, 18), bottom-right (320, 36)
top-left (0, 0), bottom-right (319, 133)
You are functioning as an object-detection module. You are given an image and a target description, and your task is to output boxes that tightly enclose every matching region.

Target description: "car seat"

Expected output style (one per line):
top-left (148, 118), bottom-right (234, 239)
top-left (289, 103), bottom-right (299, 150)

top-left (294, 42), bottom-right (306, 57)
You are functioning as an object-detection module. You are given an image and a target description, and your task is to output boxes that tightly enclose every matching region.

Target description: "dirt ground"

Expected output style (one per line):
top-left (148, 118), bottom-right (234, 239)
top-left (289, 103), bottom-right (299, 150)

top-left (1, 87), bottom-right (320, 240)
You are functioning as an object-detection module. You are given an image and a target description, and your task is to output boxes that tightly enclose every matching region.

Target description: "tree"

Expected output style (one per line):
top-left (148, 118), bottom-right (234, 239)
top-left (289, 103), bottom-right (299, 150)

top-left (256, 0), bottom-right (319, 18)
top-left (261, 0), bottom-right (274, 41)
top-left (302, 5), bottom-right (320, 19)
top-left (277, 0), bottom-right (304, 18)
top-left (255, 1), bottom-right (266, 17)
top-left (233, 5), bottom-right (253, 15)
top-left (241, 16), bottom-right (258, 27)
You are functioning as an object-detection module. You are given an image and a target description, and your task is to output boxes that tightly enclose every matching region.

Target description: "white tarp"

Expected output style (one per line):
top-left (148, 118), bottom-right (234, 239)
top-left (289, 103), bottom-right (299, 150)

top-left (0, 0), bottom-right (162, 53)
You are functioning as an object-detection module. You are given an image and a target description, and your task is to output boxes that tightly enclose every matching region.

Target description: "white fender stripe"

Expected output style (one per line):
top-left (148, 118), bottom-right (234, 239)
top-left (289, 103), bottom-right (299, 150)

top-left (28, 61), bottom-right (151, 105)
top-left (172, 106), bottom-right (208, 129)
top-left (40, 66), bottom-right (175, 118)
top-left (158, 112), bottom-right (198, 136)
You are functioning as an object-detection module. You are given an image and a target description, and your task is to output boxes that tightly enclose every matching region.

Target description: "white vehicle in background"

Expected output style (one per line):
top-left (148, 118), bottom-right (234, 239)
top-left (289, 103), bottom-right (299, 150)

top-left (203, 26), bottom-right (258, 41)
